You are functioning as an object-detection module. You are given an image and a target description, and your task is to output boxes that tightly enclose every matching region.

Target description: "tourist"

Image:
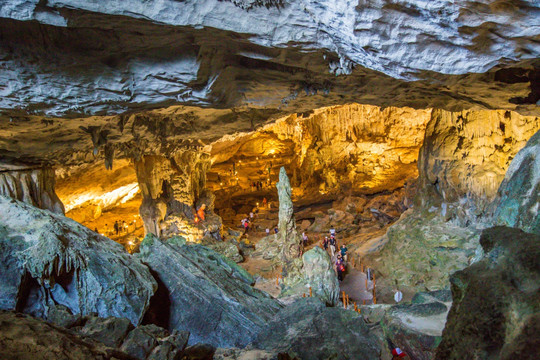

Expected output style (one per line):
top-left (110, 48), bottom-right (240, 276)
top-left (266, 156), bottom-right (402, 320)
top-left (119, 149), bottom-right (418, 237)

top-left (244, 218), bottom-right (250, 233)
top-left (329, 225), bottom-right (336, 237)
top-left (329, 236), bottom-right (336, 257)
top-left (249, 211), bottom-right (254, 220)
top-left (302, 232), bottom-right (308, 246)
top-left (266, 228), bottom-right (270, 236)
top-left (274, 226), bottom-right (278, 234)
top-left (323, 236), bottom-right (329, 251)
top-left (340, 244), bottom-right (348, 262)
top-left (114, 221), bottom-right (119, 235)
top-left (122, 220), bottom-right (127, 233)
top-left (197, 204), bottom-right (206, 221)
top-left (336, 254), bottom-right (345, 281)
top-left (263, 197), bottom-right (267, 208)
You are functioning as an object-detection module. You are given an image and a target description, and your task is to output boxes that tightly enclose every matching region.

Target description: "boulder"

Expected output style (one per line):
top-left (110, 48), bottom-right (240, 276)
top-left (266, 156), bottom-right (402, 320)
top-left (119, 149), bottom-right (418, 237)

top-left (0, 196), bottom-right (156, 325)
top-left (78, 316), bottom-right (133, 348)
top-left (136, 235), bottom-right (282, 348)
top-left (492, 129), bottom-right (540, 235)
top-left (119, 324), bottom-right (169, 359)
top-left (381, 301), bottom-right (449, 360)
top-left (436, 226), bottom-right (540, 360)
top-left (301, 246), bottom-right (340, 306)
top-left (251, 298), bottom-right (380, 359)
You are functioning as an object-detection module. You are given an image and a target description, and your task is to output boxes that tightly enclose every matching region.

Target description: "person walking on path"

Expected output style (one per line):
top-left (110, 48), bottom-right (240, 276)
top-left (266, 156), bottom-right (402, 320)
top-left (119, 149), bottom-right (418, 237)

top-left (329, 225), bottom-right (336, 237)
top-left (302, 232), bottom-right (308, 246)
top-left (114, 221), bottom-right (119, 235)
top-left (266, 228), bottom-right (270, 236)
top-left (340, 244), bottom-right (348, 262)
top-left (323, 236), bottom-right (329, 251)
top-left (394, 289), bottom-right (403, 303)
top-left (335, 254), bottom-right (345, 281)
top-left (329, 236), bottom-right (337, 257)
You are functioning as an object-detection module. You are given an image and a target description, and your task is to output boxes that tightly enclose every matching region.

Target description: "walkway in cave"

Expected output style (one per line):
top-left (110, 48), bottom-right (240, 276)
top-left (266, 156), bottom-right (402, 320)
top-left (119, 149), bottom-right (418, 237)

top-left (339, 267), bottom-right (374, 306)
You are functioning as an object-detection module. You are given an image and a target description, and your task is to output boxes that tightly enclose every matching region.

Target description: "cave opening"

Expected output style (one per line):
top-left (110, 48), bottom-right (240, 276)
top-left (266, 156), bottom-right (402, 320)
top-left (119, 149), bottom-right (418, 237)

top-left (55, 159), bottom-right (145, 252)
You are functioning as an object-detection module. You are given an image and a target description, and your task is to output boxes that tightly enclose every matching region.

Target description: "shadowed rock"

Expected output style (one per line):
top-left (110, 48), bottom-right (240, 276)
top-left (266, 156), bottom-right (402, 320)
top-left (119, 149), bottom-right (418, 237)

top-left (0, 195), bottom-right (156, 325)
top-left (136, 235), bottom-right (282, 348)
top-left (436, 226), bottom-right (540, 359)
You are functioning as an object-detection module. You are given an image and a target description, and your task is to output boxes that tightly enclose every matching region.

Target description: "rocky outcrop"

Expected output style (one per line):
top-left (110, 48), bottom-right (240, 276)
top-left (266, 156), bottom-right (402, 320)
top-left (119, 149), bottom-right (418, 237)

top-left (417, 109), bottom-right (540, 225)
top-left (251, 297), bottom-right (380, 359)
top-left (136, 235), bottom-right (282, 348)
top-left (492, 129), bottom-right (540, 235)
top-left (358, 208), bottom-right (480, 295)
top-left (301, 246), bottom-right (339, 306)
top-left (0, 310), bottom-right (190, 360)
top-left (381, 293), bottom-right (451, 360)
top-left (276, 167), bottom-right (303, 289)
top-left (0, 166), bottom-right (64, 214)
top-left (436, 226), bottom-right (540, 360)
top-left (0, 195), bottom-right (156, 325)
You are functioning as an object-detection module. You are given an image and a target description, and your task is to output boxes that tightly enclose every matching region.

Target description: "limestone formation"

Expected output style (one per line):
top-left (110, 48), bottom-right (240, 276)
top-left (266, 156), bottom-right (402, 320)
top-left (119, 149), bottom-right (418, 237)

top-left (251, 297), bottom-right (380, 359)
top-left (0, 166), bottom-right (64, 214)
top-left (276, 167), bottom-right (303, 289)
top-left (301, 246), bottom-right (340, 306)
top-left (492, 129), bottom-right (540, 235)
top-left (134, 150), bottom-right (212, 238)
top-left (436, 227), bottom-right (540, 359)
top-left (0, 195), bottom-right (156, 325)
top-left (0, 310), bottom-right (190, 360)
top-left (136, 235), bottom-right (282, 348)
top-left (417, 109), bottom-right (540, 225)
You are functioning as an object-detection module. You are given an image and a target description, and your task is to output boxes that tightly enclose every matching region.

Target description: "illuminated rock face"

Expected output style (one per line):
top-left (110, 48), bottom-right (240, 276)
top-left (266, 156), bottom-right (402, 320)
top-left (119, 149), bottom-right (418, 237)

top-left (134, 151), bottom-right (212, 237)
top-left (209, 104), bottom-right (431, 197)
top-left (418, 109), bottom-right (540, 224)
top-left (0, 166), bottom-right (64, 214)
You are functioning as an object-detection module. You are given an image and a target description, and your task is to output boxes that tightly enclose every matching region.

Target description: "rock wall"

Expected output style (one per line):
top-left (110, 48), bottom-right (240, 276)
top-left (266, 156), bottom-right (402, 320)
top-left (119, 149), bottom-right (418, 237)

top-left (209, 104), bottom-right (431, 197)
top-left (0, 167), bottom-right (64, 214)
top-left (134, 150), bottom-right (211, 237)
top-left (492, 129), bottom-right (540, 235)
top-left (436, 227), bottom-right (540, 360)
top-left (418, 109), bottom-right (540, 224)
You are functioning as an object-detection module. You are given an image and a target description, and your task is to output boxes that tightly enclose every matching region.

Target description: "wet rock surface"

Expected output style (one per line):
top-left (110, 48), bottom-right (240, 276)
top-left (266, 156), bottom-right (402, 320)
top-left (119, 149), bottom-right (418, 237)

top-left (436, 226), bottom-right (540, 360)
top-left (136, 234), bottom-right (282, 348)
top-left (0, 195), bottom-right (156, 325)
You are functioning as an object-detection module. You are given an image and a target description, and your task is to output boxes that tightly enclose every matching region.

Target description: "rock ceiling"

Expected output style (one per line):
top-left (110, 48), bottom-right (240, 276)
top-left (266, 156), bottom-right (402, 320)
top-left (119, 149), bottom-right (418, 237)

top-left (0, 0), bottom-right (539, 167)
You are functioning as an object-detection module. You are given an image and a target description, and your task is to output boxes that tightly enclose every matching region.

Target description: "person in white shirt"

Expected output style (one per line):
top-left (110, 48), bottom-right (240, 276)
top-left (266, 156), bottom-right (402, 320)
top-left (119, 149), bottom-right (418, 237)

top-left (394, 289), bottom-right (403, 303)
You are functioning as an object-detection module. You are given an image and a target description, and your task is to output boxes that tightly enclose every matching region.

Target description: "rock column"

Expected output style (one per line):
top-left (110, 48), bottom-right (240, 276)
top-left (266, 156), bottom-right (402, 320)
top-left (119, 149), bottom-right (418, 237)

top-left (0, 166), bottom-right (64, 214)
top-left (276, 167), bottom-right (303, 289)
top-left (134, 149), bottom-right (218, 239)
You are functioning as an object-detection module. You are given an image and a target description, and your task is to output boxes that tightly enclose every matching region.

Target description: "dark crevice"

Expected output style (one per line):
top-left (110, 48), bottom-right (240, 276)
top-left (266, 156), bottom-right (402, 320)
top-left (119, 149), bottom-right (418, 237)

top-left (141, 269), bottom-right (171, 330)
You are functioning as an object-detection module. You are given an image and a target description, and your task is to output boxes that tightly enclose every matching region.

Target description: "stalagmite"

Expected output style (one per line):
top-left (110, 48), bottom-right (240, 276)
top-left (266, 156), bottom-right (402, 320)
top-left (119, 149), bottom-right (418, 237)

top-left (276, 167), bottom-right (303, 288)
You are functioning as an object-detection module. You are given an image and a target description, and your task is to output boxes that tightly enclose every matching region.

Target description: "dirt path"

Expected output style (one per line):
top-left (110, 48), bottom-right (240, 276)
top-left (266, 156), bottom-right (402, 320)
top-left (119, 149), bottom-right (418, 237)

top-left (339, 267), bottom-right (375, 305)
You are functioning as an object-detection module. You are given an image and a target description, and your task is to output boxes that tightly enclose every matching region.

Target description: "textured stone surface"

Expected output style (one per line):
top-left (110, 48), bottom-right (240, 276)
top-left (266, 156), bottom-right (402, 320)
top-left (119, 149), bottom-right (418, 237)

top-left (417, 109), bottom-right (540, 225)
top-left (276, 167), bottom-right (304, 289)
top-left (251, 297), bottom-right (380, 359)
top-left (0, 195), bottom-right (156, 325)
top-left (0, 167), bottom-right (64, 214)
top-left (301, 246), bottom-right (340, 306)
top-left (0, 311), bottom-right (124, 360)
top-left (0, 0), bottom-right (538, 118)
top-left (78, 316), bottom-right (133, 348)
top-left (492, 129), bottom-right (540, 235)
top-left (436, 226), bottom-right (540, 360)
top-left (136, 235), bottom-right (282, 348)
top-left (358, 208), bottom-right (480, 295)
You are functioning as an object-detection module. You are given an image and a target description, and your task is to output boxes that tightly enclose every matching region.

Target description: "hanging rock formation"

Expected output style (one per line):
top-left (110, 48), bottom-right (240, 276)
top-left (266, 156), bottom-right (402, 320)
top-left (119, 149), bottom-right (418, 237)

top-left (0, 166), bottom-right (64, 214)
top-left (436, 226), bottom-right (540, 360)
top-left (276, 167), bottom-right (303, 289)
top-left (492, 129), bottom-right (540, 235)
top-left (0, 195), bottom-right (156, 326)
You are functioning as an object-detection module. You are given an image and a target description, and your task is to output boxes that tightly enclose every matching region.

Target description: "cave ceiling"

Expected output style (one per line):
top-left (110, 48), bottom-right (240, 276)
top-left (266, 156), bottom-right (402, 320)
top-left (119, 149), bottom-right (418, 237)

top-left (0, 0), bottom-right (539, 168)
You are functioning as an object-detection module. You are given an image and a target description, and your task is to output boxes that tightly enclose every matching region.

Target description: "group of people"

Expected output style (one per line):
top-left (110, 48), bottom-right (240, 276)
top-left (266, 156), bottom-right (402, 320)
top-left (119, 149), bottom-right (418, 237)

top-left (113, 220), bottom-right (128, 235)
top-left (321, 226), bottom-right (348, 281)
top-left (250, 181), bottom-right (265, 192)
